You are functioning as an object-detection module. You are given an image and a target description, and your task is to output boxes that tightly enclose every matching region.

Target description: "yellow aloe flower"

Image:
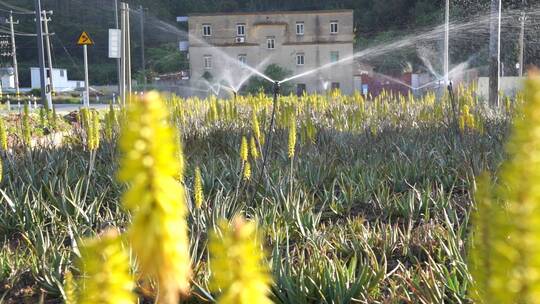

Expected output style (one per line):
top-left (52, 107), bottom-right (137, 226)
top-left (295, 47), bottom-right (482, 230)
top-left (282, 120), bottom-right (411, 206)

top-left (76, 230), bottom-right (135, 304)
top-left (288, 114), bottom-right (296, 159)
top-left (251, 111), bottom-right (263, 146)
top-left (470, 73), bottom-right (540, 303)
top-left (118, 92), bottom-right (191, 304)
top-left (0, 117), bottom-right (7, 151)
top-left (89, 111), bottom-right (100, 151)
top-left (240, 136), bottom-right (248, 163)
top-left (63, 270), bottom-right (76, 304)
top-left (249, 136), bottom-right (259, 160)
top-left (209, 217), bottom-right (272, 304)
top-left (243, 161), bottom-right (251, 181)
top-left (194, 166), bottom-right (204, 208)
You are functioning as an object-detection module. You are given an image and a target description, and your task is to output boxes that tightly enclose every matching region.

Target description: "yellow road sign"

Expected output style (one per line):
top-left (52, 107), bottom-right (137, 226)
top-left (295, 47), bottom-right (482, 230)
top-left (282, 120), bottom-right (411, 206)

top-left (77, 31), bottom-right (94, 46)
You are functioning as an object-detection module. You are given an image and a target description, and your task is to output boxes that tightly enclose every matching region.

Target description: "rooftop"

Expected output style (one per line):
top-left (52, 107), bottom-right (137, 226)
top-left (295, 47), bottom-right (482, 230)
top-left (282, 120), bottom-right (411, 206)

top-left (188, 9), bottom-right (354, 17)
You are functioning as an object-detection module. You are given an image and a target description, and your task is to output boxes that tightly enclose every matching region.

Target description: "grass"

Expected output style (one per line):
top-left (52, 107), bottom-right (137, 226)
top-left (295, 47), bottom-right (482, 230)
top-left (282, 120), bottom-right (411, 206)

top-left (0, 87), bottom-right (516, 303)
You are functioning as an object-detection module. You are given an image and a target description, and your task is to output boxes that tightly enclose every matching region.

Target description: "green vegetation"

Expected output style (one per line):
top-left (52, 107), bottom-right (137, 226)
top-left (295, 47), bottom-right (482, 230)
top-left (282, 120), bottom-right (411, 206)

top-left (0, 82), bottom-right (531, 302)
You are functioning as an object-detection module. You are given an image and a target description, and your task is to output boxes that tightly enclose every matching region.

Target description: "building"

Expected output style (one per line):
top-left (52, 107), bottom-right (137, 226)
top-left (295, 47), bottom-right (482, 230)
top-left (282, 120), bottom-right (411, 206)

top-left (0, 67), bottom-right (15, 90)
top-left (186, 10), bottom-right (355, 95)
top-left (30, 67), bottom-right (84, 92)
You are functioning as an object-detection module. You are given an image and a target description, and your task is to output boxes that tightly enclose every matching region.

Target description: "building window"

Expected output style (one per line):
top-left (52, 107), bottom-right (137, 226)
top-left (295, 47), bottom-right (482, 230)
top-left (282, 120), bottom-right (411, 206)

top-left (60, 69), bottom-right (65, 77)
top-left (296, 22), bottom-right (304, 35)
top-left (238, 54), bottom-right (247, 65)
top-left (330, 51), bottom-right (339, 63)
top-left (202, 24), bottom-right (212, 37)
top-left (330, 21), bottom-right (338, 34)
top-left (204, 55), bottom-right (212, 69)
top-left (267, 37), bottom-right (275, 49)
top-left (237, 23), bottom-right (246, 36)
top-left (296, 53), bottom-right (305, 65)
top-left (331, 82), bottom-right (340, 90)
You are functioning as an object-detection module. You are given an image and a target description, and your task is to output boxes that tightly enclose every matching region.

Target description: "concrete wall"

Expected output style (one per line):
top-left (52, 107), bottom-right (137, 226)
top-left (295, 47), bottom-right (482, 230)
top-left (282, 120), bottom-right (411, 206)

top-left (188, 10), bottom-right (354, 95)
top-left (477, 77), bottom-right (525, 98)
top-left (30, 68), bottom-right (84, 90)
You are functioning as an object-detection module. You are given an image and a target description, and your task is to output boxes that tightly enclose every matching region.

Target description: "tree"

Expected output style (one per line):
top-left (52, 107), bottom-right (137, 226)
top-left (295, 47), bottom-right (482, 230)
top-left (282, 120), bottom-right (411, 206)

top-left (242, 64), bottom-right (293, 95)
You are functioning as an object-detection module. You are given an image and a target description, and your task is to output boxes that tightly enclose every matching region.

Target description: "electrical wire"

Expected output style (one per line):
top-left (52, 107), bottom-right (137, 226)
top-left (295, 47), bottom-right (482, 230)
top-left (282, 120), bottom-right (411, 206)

top-left (0, 0), bottom-right (34, 14)
top-left (54, 34), bottom-right (83, 76)
top-left (0, 29), bottom-right (35, 36)
top-left (0, 7), bottom-right (34, 15)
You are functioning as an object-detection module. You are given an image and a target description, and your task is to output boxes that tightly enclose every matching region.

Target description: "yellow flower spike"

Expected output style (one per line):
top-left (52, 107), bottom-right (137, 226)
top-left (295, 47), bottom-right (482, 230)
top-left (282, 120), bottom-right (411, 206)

top-left (249, 136), bottom-right (259, 160)
top-left (243, 161), bottom-right (251, 181)
top-left (63, 270), bottom-right (76, 304)
top-left (240, 136), bottom-right (248, 163)
top-left (177, 132), bottom-right (186, 182)
top-left (0, 118), bottom-right (7, 151)
top-left (194, 166), bottom-right (204, 209)
top-left (288, 113), bottom-right (296, 159)
top-left (89, 111), bottom-right (100, 151)
top-left (118, 92), bottom-right (191, 304)
top-left (209, 216), bottom-right (272, 304)
top-left (251, 111), bottom-right (263, 146)
top-left (470, 73), bottom-right (540, 303)
top-left (76, 230), bottom-right (136, 304)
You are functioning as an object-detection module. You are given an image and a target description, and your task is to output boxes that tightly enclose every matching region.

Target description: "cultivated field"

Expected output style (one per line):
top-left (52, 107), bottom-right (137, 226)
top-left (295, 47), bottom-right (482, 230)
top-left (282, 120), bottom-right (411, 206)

top-left (0, 78), bottom-right (537, 303)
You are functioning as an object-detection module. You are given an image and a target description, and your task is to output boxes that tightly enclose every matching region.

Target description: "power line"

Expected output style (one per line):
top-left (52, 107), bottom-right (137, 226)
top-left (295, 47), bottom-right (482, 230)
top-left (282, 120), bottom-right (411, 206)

top-left (0, 0), bottom-right (34, 14)
top-left (54, 34), bottom-right (83, 76)
top-left (0, 7), bottom-right (34, 15)
top-left (0, 28), bottom-right (36, 36)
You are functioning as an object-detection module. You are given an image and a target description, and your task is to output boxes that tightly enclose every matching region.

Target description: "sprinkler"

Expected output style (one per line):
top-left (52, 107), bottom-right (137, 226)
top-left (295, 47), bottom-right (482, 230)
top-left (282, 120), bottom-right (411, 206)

top-left (273, 81), bottom-right (280, 98)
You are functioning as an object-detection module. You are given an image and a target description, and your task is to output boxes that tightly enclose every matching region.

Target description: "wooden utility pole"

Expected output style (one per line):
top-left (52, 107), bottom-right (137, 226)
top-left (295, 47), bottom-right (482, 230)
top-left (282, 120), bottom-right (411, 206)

top-left (488, 0), bottom-right (501, 107)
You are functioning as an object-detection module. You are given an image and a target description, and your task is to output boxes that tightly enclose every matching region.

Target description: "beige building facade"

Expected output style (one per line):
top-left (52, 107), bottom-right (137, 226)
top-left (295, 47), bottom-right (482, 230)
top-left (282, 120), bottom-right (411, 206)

top-left (187, 10), bottom-right (355, 95)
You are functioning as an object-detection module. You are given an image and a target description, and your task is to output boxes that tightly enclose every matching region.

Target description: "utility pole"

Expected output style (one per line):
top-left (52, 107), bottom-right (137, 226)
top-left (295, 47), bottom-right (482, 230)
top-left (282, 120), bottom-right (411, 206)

top-left (518, 0), bottom-right (527, 77)
top-left (83, 44), bottom-right (89, 107)
top-left (120, 2), bottom-right (126, 105)
top-left (488, 0), bottom-right (501, 107)
top-left (114, 0), bottom-right (121, 98)
top-left (42, 10), bottom-right (54, 95)
top-left (120, 2), bottom-right (131, 105)
top-left (444, 0), bottom-right (450, 85)
top-left (139, 5), bottom-right (146, 91)
top-left (7, 12), bottom-right (19, 98)
top-left (34, 0), bottom-right (52, 109)
top-left (126, 3), bottom-right (132, 98)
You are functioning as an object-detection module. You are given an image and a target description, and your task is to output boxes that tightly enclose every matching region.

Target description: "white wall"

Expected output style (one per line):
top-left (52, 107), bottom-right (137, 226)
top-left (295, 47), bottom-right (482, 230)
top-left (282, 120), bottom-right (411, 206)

top-left (30, 68), bottom-right (83, 90)
top-left (1, 75), bottom-right (14, 89)
top-left (477, 77), bottom-right (525, 98)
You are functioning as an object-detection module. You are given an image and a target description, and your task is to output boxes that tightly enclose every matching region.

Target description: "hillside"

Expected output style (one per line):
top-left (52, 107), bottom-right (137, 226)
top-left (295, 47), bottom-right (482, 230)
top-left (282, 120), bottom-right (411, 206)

top-left (0, 0), bottom-right (535, 85)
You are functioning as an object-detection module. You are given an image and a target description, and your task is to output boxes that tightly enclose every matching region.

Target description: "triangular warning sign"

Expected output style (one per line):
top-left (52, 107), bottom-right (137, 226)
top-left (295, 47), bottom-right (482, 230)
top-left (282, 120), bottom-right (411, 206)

top-left (77, 32), bottom-right (94, 46)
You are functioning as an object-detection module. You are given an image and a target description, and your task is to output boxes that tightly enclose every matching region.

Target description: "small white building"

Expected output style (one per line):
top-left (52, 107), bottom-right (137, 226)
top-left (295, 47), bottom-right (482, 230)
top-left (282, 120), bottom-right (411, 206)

top-left (30, 67), bottom-right (84, 91)
top-left (0, 67), bottom-right (15, 90)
